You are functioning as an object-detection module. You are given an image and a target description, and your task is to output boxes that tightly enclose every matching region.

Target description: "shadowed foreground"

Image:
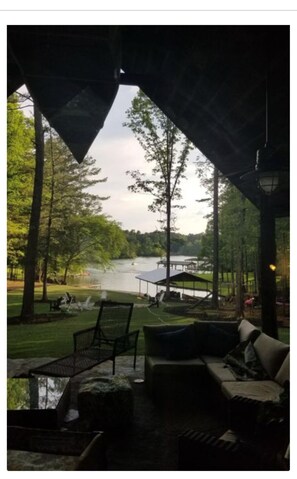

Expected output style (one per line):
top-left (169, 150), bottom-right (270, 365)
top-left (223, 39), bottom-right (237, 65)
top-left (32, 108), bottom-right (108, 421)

top-left (8, 356), bottom-right (227, 471)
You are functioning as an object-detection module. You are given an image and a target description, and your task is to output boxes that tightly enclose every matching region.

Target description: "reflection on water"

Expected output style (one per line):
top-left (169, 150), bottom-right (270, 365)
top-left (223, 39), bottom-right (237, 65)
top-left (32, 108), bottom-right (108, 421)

top-left (7, 377), bottom-right (69, 410)
top-left (86, 257), bottom-right (161, 296)
top-left (68, 256), bottom-right (209, 298)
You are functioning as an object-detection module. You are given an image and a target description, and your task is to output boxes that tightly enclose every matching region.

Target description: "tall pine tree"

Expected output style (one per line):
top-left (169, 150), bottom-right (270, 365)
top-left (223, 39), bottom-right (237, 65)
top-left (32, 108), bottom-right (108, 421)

top-left (124, 90), bottom-right (193, 298)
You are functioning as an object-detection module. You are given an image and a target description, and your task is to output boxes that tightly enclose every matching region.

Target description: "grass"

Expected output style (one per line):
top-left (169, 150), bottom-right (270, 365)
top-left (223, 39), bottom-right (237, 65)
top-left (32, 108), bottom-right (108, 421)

top-left (7, 284), bottom-right (194, 358)
top-left (278, 328), bottom-right (290, 345)
top-left (7, 283), bottom-right (289, 359)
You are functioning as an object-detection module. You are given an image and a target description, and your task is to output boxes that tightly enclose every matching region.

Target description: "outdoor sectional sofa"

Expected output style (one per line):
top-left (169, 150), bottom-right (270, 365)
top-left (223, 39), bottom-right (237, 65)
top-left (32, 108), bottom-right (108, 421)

top-left (143, 318), bottom-right (290, 469)
top-left (143, 319), bottom-right (290, 407)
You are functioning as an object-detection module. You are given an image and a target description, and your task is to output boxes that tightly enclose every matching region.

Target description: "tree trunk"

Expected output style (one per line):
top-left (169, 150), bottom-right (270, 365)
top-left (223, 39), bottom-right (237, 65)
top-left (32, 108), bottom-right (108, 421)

top-left (63, 264), bottom-right (69, 285)
top-left (254, 247), bottom-right (259, 294)
top-left (211, 167), bottom-right (219, 308)
top-left (235, 194), bottom-right (245, 318)
top-left (165, 130), bottom-right (171, 301)
top-left (244, 244), bottom-right (249, 291)
top-left (42, 131), bottom-right (55, 302)
top-left (235, 251), bottom-right (245, 318)
top-left (29, 376), bottom-right (39, 409)
top-left (20, 104), bottom-right (44, 321)
top-left (231, 247), bottom-right (235, 296)
top-left (165, 194), bottom-right (171, 299)
top-left (42, 259), bottom-right (48, 301)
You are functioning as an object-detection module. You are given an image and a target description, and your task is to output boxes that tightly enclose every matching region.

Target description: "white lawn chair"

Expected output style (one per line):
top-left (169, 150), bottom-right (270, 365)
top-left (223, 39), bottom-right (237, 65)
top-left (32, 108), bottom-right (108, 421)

top-left (60, 293), bottom-right (82, 312)
top-left (80, 296), bottom-right (95, 311)
top-left (100, 291), bottom-right (107, 301)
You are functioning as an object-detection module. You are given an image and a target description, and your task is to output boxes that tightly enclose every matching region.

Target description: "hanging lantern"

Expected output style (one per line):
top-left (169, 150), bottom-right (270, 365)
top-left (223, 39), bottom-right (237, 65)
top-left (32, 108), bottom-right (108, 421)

top-left (256, 143), bottom-right (280, 195)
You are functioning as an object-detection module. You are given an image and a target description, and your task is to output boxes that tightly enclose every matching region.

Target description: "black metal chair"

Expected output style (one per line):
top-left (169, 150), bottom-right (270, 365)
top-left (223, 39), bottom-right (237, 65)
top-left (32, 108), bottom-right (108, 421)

top-left (29, 301), bottom-right (139, 377)
top-left (49, 296), bottom-right (66, 311)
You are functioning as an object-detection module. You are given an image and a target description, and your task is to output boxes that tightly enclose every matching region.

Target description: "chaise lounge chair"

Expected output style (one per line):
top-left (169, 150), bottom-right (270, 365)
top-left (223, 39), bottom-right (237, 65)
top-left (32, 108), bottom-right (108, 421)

top-left (29, 301), bottom-right (139, 377)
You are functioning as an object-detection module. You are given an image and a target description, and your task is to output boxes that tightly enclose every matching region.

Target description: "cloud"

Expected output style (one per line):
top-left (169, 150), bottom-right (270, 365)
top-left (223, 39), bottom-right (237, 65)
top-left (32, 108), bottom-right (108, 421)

top-left (87, 86), bottom-right (211, 234)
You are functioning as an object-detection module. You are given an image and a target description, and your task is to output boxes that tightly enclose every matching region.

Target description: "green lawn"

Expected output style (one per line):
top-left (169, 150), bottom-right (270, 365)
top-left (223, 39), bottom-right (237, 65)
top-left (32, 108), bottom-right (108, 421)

top-left (278, 328), bottom-right (290, 345)
top-left (7, 285), bottom-right (194, 358)
top-left (7, 284), bottom-right (289, 358)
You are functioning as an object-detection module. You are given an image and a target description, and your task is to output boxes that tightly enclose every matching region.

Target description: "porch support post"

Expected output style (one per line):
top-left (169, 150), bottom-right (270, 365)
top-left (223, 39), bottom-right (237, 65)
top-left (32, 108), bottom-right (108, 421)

top-left (260, 196), bottom-right (278, 338)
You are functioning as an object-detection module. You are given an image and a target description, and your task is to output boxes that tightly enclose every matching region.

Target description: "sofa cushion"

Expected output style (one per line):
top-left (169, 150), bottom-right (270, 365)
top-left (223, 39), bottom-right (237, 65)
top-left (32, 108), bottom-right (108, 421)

top-left (146, 355), bottom-right (205, 374)
top-left (221, 379), bottom-right (284, 402)
top-left (143, 324), bottom-right (191, 356)
top-left (195, 320), bottom-right (238, 335)
top-left (253, 333), bottom-right (290, 379)
top-left (238, 319), bottom-right (261, 343)
top-left (200, 355), bottom-right (224, 364)
top-left (207, 362), bottom-right (237, 384)
top-left (274, 352), bottom-right (290, 386)
top-left (201, 324), bottom-right (239, 357)
top-left (155, 324), bottom-right (198, 359)
top-left (194, 321), bottom-right (239, 354)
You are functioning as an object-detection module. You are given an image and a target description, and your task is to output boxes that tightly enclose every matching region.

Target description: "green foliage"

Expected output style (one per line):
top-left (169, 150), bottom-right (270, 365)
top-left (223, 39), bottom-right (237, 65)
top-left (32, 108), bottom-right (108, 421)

top-left (7, 379), bottom-right (29, 409)
top-left (7, 94), bottom-right (35, 270)
top-left (53, 215), bottom-right (128, 279)
top-left (219, 184), bottom-right (260, 273)
top-left (119, 230), bottom-right (203, 258)
top-left (199, 180), bottom-right (289, 295)
top-left (275, 217), bottom-right (290, 299)
top-left (39, 130), bottom-right (111, 282)
top-left (7, 112), bottom-right (129, 283)
top-left (42, 131), bottom-right (108, 216)
top-left (124, 89), bottom-right (193, 218)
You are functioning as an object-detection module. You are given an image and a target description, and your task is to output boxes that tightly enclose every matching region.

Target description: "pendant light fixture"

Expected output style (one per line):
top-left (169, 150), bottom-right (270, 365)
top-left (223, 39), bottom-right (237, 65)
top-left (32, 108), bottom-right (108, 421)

top-left (255, 75), bottom-right (280, 195)
top-left (240, 74), bottom-right (281, 195)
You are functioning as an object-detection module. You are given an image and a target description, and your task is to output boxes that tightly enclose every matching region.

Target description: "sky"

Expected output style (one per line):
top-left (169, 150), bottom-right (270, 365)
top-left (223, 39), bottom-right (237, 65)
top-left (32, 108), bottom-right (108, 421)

top-left (16, 83), bottom-right (211, 235)
top-left (86, 85), bottom-right (211, 234)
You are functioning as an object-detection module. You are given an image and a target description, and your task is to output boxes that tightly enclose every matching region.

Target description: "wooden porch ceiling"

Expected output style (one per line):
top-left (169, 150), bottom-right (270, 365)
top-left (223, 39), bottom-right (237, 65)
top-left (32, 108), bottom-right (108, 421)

top-left (7, 25), bottom-right (289, 217)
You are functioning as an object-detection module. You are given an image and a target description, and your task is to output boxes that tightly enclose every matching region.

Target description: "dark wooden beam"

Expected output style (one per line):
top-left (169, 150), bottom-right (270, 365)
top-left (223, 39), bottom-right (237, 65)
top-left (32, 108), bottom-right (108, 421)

top-left (260, 195), bottom-right (278, 338)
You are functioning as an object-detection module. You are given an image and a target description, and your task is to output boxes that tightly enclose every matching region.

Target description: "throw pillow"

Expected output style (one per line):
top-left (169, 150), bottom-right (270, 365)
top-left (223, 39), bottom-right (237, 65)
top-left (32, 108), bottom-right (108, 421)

top-left (238, 319), bottom-right (261, 343)
top-left (203, 324), bottom-right (238, 357)
top-left (156, 324), bottom-right (198, 360)
top-left (253, 333), bottom-right (290, 379)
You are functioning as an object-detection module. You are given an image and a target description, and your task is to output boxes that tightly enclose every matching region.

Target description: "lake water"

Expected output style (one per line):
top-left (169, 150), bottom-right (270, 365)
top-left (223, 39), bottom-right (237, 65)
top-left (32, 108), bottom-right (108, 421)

top-left (68, 256), bottom-right (208, 297)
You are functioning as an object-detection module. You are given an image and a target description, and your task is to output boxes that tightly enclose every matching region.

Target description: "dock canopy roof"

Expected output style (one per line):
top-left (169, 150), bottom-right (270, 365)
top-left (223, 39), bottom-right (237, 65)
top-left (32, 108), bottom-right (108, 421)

top-left (135, 268), bottom-right (210, 286)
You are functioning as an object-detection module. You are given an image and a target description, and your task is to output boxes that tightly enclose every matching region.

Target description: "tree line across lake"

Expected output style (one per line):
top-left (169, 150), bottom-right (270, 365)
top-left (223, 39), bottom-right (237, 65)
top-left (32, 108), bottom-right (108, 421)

top-left (121, 230), bottom-right (203, 259)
